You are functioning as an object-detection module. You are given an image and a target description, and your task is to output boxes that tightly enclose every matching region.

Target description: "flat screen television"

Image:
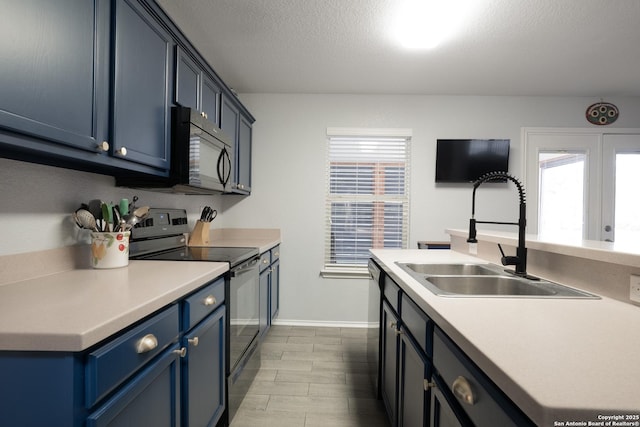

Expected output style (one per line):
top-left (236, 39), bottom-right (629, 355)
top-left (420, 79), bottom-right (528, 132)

top-left (435, 139), bottom-right (510, 183)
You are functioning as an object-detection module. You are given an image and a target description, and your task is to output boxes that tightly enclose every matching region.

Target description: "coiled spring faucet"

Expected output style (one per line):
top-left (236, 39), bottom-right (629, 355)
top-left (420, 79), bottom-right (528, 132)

top-left (467, 171), bottom-right (530, 277)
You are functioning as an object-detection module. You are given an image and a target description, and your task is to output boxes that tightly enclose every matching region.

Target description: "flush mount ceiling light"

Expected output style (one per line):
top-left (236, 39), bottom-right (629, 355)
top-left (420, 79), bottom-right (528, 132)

top-left (391, 0), bottom-right (478, 49)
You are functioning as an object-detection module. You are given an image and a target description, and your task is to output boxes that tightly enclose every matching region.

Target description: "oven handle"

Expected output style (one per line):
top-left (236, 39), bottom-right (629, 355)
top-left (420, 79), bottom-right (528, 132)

top-left (230, 256), bottom-right (260, 277)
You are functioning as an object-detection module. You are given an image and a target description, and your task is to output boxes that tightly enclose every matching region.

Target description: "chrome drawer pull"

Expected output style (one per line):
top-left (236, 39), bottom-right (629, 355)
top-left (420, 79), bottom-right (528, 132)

top-left (135, 334), bottom-right (158, 354)
top-left (452, 376), bottom-right (476, 405)
top-left (188, 337), bottom-right (199, 347)
top-left (203, 295), bottom-right (216, 306)
top-left (173, 347), bottom-right (187, 358)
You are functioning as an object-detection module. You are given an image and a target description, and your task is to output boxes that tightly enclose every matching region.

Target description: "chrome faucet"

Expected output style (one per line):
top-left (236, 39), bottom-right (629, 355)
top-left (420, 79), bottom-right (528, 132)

top-left (466, 171), bottom-right (531, 278)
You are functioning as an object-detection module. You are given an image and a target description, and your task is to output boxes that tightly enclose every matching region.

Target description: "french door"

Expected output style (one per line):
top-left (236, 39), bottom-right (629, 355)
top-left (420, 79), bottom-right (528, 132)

top-left (601, 134), bottom-right (640, 244)
top-left (524, 129), bottom-right (640, 243)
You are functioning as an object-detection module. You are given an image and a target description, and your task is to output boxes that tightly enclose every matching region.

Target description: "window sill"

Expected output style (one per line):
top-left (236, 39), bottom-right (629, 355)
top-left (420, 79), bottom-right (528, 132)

top-left (320, 266), bottom-right (371, 279)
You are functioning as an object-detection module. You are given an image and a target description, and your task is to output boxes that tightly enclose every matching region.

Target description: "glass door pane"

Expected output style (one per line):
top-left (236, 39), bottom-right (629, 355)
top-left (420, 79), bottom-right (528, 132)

top-left (602, 135), bottom-right (640, 244)
top-left (614, 153), bottom-right (640, 245)
top-left (537, 152), bottom-right (586, 241)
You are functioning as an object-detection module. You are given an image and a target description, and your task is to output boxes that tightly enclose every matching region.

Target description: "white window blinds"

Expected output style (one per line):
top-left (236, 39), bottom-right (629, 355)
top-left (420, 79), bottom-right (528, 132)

top-left (324, 129), bottom-right (411, 273)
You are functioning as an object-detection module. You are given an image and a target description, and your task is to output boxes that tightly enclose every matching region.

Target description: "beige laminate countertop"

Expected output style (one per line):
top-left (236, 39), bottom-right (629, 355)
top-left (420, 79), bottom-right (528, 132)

top-left (207, 228), bottom-right (281, 254)
top-left (371, 249), bottom-right (640, 426)
top-left (0, 261), bottom-right (228, 352)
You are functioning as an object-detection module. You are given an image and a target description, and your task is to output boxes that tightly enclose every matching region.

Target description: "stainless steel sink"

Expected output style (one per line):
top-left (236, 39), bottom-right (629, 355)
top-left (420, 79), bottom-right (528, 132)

top-left (426, 276), bottom-right (553, 296)
top-left (401, 263), bottom-right (502, 276)
top-left (395, 262), bottom-right (599, 299)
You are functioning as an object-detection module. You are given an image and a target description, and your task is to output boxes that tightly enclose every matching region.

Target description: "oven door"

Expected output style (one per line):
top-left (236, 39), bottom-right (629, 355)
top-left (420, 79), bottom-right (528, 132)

top-left (228, 256), bottom-right (260, 372)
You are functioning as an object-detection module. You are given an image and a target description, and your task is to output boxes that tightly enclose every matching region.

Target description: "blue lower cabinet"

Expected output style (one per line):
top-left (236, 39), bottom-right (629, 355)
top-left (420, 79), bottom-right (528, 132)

top-left (259, 268), bottom-right (270, 336)
top-left (381, 300), bottom-right (400, 426)
top-left (398, 331), bottom-right (431, 427)
top-left (182, 306), bottom-right (226, 427)
top-left (87, 343), bottom-right (181, 427)
top-left (0, 277), bottom-right (228, 427)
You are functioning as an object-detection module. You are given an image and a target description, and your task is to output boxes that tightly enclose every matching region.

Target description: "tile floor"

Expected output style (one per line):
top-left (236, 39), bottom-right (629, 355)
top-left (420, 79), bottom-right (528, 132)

top-left (230, 325), bottom-right (391, 427)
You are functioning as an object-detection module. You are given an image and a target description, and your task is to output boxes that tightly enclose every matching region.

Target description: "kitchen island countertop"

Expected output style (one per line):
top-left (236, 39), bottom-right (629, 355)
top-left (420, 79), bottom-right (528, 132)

top-left (371, 249), bottom-right (640, 426)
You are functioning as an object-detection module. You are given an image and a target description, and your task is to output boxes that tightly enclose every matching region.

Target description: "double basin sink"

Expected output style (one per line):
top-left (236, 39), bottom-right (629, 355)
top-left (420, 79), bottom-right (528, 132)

top-left (396, 262), bottom-right (599, 299)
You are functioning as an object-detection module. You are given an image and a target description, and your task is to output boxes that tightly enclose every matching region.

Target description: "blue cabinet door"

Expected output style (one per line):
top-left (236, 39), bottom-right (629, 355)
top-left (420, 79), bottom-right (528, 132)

top-left (381, 301), bottom-right (399, 426)
top-left (0, 0), bottom-right (109, 153)
top-left (399, 331), bottom-right (430, 427)
top-left (182, 306), bottom-right (226, 427)
top-left (259, 269), bottom-right (270, 336)
top-left (270, 259), bottom-right (280, 321)
top-left (175, 46), bottom-right (201, 112)
top-left (201, 74), bottom-right (222, 126)
top-left (112, 0), bottom-right (173, 171)
top-left (236, 114), bottom-right (253, 193)
top-left (87, 344), bottom-right (181, 427)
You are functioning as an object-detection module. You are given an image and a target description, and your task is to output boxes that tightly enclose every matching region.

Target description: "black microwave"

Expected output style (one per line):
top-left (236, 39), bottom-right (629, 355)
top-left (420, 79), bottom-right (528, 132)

top-left (117, 106), bottom-right (232, 194)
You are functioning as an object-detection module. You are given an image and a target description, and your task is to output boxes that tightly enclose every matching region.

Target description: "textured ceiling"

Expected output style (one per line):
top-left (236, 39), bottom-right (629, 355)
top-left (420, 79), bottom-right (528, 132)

top-left (156, 0), bottom-right (640, 96)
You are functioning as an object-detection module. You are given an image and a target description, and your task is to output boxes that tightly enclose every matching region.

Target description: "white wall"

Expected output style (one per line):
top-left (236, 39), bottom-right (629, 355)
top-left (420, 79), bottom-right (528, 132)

top-left (221, 94), bottom-right (640, 325)
top-left (2, 94), bottom-right (640, 324)
top-left (0, 158), bottom-right (221, 256)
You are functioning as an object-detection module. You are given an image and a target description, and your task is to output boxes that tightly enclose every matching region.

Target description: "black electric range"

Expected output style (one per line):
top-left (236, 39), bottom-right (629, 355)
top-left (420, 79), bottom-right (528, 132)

top-left (128, 208), bottom-right (261, 424)
top-left (128, 208), bottom-right (258, 265)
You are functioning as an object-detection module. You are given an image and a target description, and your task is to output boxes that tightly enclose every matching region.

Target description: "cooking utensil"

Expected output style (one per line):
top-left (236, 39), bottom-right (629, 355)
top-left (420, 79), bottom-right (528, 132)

top-left (133, 206), bottom-right (149, 218)
top-left (87, 199), bottom-right (103, 222)
top-left (73, 208), bottom-right (98, 232)
top-left (119, 198), bottom-right (129, 216)
top-left (200, 206), bottom-right (217, 222)
top-left (122, 205), bottom-right (150, 231)
top-left (101, 203), bottom-right (113, 232)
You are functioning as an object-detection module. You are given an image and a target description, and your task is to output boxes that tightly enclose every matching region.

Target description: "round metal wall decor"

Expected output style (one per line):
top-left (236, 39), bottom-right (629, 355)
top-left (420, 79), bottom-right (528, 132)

top-left (585, 102), bottom-right (619, 125)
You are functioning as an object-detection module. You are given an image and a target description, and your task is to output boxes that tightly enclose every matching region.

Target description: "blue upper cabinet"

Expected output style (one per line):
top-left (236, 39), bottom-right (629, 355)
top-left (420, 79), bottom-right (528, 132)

top-left (175, 47), bottom-right (201, 113)
top-left (0, 0), bottom-right (252, 182)
top-left (201, 74), bottom-right (222, 126)
top-left (111, 0), bottom-right (173, 171)
top-left (175, 46), bottom-right (221, 125)
top-left (0, 0), bottom-right (110, 153)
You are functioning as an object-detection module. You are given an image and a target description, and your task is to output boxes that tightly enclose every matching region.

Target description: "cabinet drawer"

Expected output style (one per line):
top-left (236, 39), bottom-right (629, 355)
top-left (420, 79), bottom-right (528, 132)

top-left (383, 276), bottom-right (400, 313)
top-left (433, 328), bottom-right (526, 427)
top-left (86, 304), bottom-right (180, 407)
top-left (87, 343), bottom-right (181, 427)
top-left (270, 245), bottom-right (280, 262)
top-left (401, 294), bottom-right (432, 355)
top-left (183, 277), bottom-right (225, 330)
top-left (259, 251), bottom-right (271, 272)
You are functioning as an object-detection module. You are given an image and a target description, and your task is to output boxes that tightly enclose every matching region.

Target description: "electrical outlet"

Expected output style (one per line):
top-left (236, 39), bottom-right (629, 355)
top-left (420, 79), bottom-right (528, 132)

top-left (630, 274), bottom-right (640, 303)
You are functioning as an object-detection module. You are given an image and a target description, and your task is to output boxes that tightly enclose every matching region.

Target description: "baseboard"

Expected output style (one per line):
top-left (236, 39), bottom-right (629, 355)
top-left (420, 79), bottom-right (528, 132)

top-left (271, 319), bottom-right (378, 328)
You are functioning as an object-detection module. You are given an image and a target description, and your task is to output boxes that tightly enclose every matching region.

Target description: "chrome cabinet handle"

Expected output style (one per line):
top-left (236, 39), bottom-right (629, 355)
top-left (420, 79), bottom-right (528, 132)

top-left (424, 379), bottom-right (436, 391)
top-left (389, 321), bottom-right (402, 335)
top-left (452, 376), bottom-right (476, 405)
top-left (96, 141), bottom-right (109, 152)
top-left (203, 295), bottom-right (216, 306)
top-left (262, 259), bottom-right (269, 265)
top-left (135, 334), bottom-right (158, 354)
top-left (274, 252), bottom-right (279, 257)
top-left (173, 347), bottom-right (187, 358)
top-left (117, 146), bottom-right (127, 156)
top-left (238, 184), bottom-right (245, 190)
top-left (188, 337), bottom-right (199, 347)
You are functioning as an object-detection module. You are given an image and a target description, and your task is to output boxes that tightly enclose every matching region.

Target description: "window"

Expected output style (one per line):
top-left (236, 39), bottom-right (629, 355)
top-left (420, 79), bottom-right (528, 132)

top-left (323, 128), bottom-right (411, 277)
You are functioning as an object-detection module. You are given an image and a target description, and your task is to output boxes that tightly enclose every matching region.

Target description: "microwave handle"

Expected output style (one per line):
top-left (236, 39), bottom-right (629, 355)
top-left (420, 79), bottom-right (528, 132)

top-left (217, 147), bottom-right (231, 187)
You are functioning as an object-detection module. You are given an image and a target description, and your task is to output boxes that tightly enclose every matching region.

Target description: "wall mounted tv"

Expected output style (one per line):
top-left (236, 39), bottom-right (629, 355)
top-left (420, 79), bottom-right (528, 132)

top-left (435, 139), bottom-right (510, 183)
